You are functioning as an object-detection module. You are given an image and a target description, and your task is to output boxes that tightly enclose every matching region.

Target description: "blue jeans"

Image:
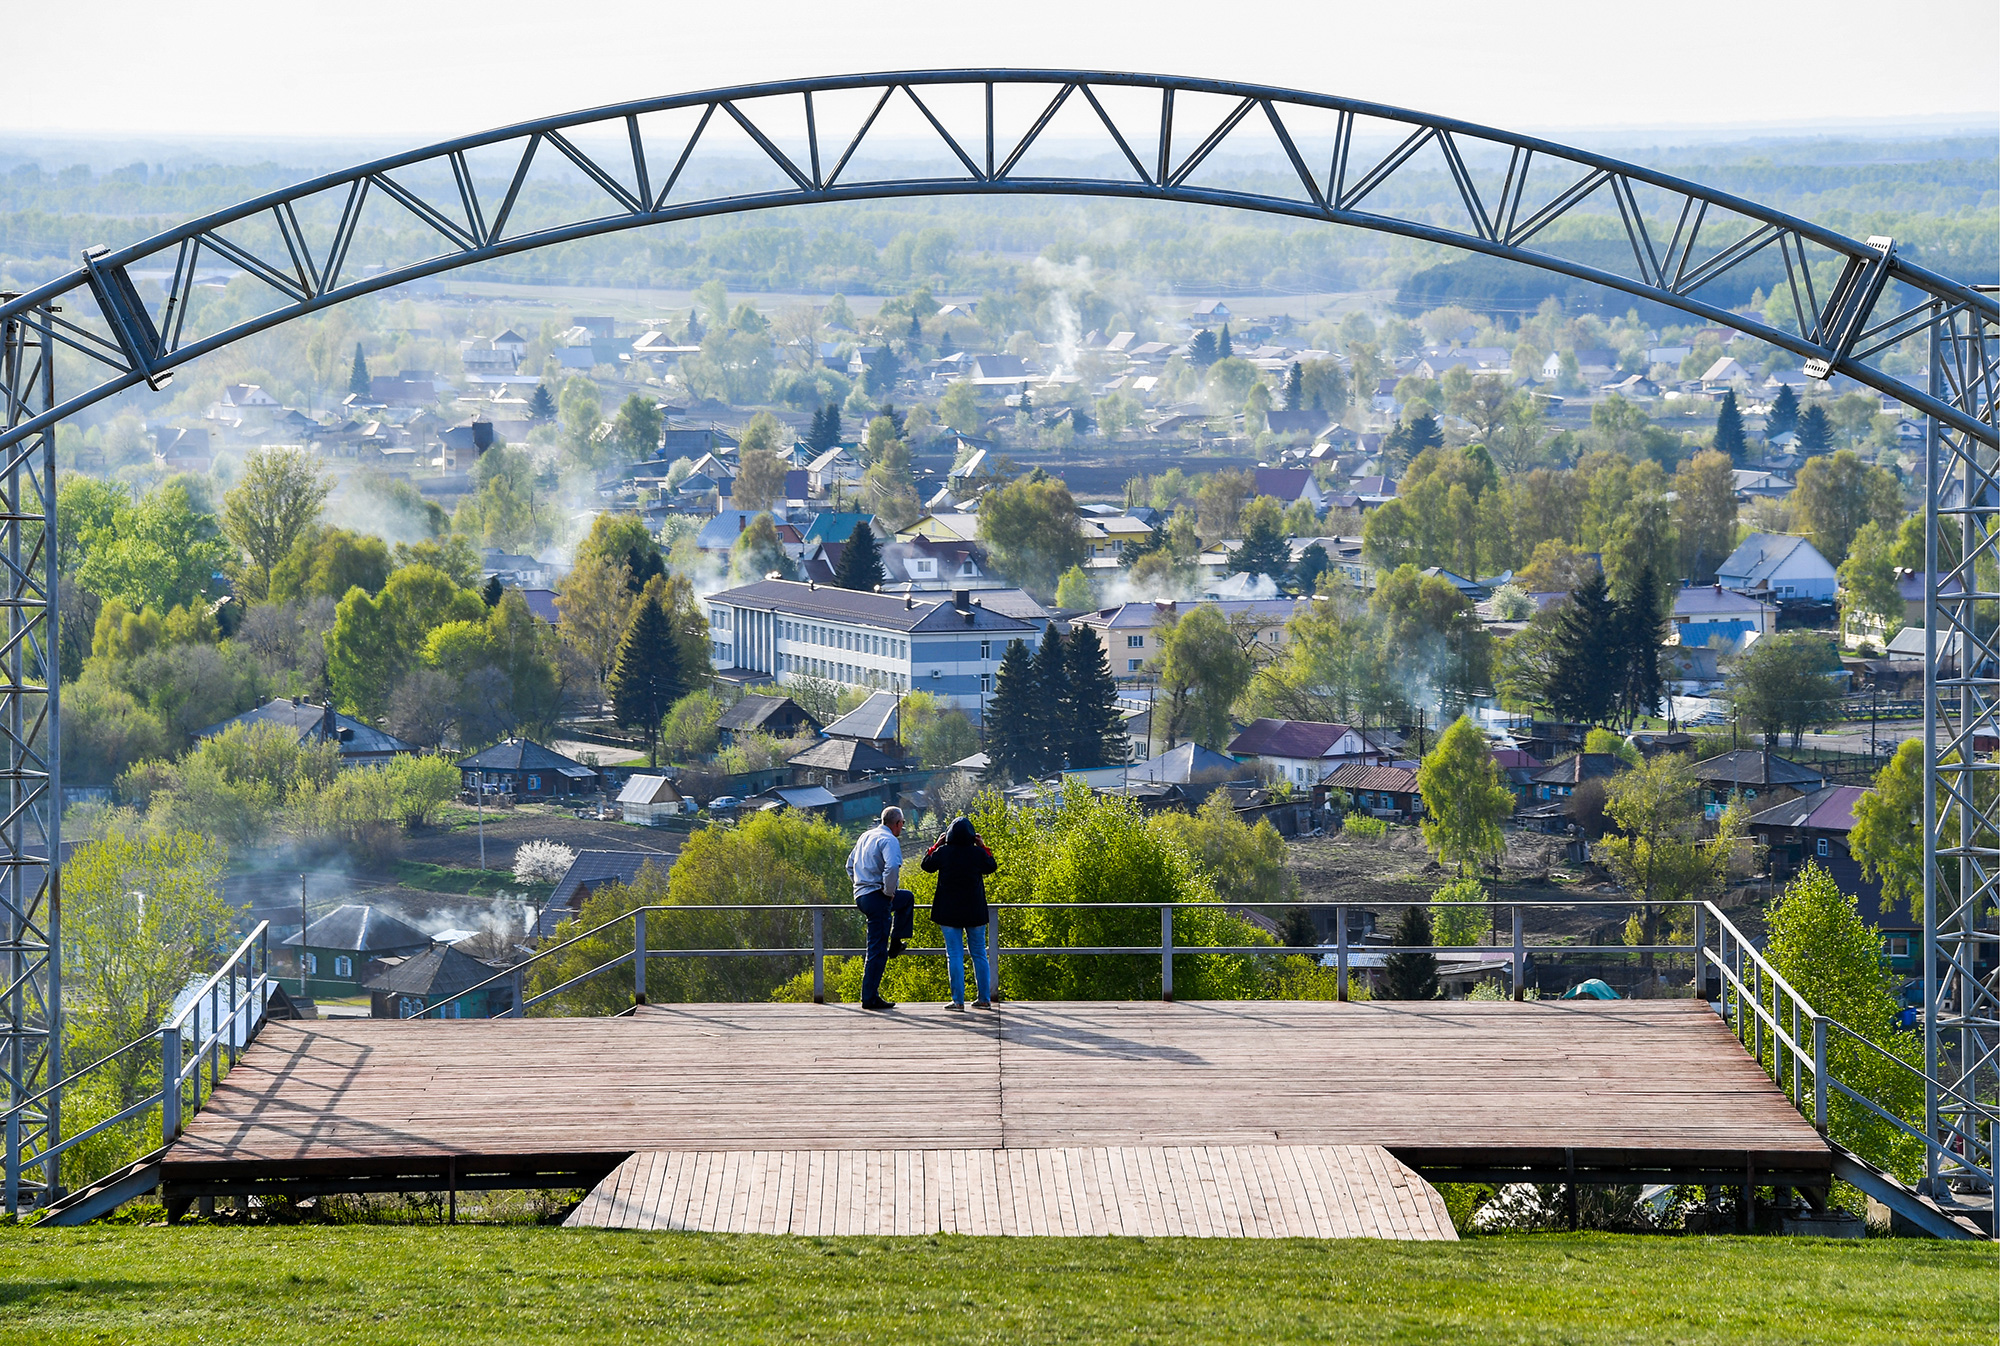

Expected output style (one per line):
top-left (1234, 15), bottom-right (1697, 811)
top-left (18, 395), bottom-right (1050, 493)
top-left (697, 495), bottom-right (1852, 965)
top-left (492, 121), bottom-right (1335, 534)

top-left (855, 888), bottom-right (914, 1003)
top-left (943, 925), bottom-right (993, 1004)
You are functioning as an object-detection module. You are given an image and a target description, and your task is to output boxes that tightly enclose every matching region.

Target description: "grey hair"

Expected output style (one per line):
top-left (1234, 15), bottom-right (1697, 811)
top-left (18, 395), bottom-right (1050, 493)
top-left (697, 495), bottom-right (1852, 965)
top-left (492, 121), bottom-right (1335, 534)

top-left (879, 806), bottom-right (904, 825)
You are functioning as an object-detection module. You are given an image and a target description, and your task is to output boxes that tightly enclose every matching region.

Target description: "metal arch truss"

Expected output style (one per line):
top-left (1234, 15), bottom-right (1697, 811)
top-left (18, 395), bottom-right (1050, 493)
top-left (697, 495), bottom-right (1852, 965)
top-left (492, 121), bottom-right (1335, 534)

top-left (0, 70), bottom-right (1992, 451)
top-left (1925, 294), bottom-right (2000, 1197)
top-left (0, 302), bottom-right (59, 1212)
top-left (0, 71), bottom-right (1995, 1208)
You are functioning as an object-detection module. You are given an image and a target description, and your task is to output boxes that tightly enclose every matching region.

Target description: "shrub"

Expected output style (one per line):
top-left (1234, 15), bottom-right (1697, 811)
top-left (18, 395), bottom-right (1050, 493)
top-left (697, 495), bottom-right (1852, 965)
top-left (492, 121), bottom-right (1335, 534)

top-left (1430, 875), bottom-right (1490, 947)
top-left (1343, 813), bottom-right (1387, 840)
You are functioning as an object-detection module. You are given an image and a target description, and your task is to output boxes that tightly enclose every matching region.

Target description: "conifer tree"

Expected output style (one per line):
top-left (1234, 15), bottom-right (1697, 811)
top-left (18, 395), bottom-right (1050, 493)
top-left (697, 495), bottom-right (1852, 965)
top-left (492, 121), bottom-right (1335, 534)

top-left (529, 383), bottom-right (556, 420)
top-left (1187, 330), bottom-right (1218, 367)
top-left (1768, 384), bottom-right (1800, 438)
top-left (1063, 625), bottom-right (1126, 768)
top-left (481, 575), bottom-right (504, 607)
top-left (1797, 404), bottom-right (1833, 456)
top-left (1380, 907), bottom-right (1440, 1000)
top-left (1293, 541), bottom-right (1331, 594)
top-left (349, 343), bottom-right (370, 397)
top-left (1713, 390), bottom-right (1747, 464)
top-left (834, 521), bottom-right (886, 591)
top-left (1284, 361), bottom-right (1304, 411)
top-left (1234, 506), bottom-right (1293, 585)
top-left (1032, 623), bottom-right (1072, 771)
top-left (607, 592), bottom-right (688, 765)
top-left (1217, 323), bottom-right (1233, 358)
top-left (1548, 568), bottom-right (1619, 725)
top-left (1615, 567), bottom-right (1667, 726)
top-left (983, 639), bottom-right (1043, 784)
top-left (625, 543), bottom-right (666, 595)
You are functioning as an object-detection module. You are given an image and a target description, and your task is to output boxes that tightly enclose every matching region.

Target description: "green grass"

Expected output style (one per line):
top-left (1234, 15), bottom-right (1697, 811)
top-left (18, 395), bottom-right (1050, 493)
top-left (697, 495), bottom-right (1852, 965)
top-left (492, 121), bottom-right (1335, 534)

top-left (1, 1226), bottom-right (1993, 1345)
top-left (391, 860), bottom-right (551, 900)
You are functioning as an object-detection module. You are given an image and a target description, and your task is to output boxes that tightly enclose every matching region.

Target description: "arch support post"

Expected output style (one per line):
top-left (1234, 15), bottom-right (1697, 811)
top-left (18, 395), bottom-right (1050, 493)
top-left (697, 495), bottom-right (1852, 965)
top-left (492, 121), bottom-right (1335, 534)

top-left (0, 299), bottom-right (60, 1214)
top-left (1923, 289), bottom-right (2000, 1198)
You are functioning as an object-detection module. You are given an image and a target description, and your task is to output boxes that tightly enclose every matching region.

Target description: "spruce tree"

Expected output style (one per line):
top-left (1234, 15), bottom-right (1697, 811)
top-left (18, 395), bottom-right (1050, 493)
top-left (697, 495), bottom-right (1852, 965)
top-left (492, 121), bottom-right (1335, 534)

top-left (529, 383), bottom-right (556, 421)
top-left (1293, 541), bottom-right (1331, 594)
top-left (625, 543), bottom-right (666, 595)
top-left (1380, 907), bottom-right (1440, 1000)
top-left (1063, 625), bottom-right (1126, 768)
top-left (1234, 508), bottom-right (1292, 585)
top-left (1615, 567), bottom-right (1666, 726)
top-left (983, 639), bottom-right (1043, 784)
top-left (835, 521), bottom-right (886, 591)
top-left (1768, 385), bottom-right (1800, 438)
top-left (1217, 323), bottom-right (1233, 358)
top-left (1548, 569), bottom-right (1619, 725)
top-left (481, 575), bottom-right (504, 607)
top-left (1284, 361), bottom-right (1304, 411)
top-left (1797, 405), bottom-right (1832, 456)
top-left (1187, 330), bottom-right (1218, 367)
top-left (1713, 390), bottom-right (1747, 464)
top-left (349, 343), bottom-right (370, 397)
top-left (1032, 623), bottom-right (1072, 772)
top-left (607, 592), bottom-right (687, 765)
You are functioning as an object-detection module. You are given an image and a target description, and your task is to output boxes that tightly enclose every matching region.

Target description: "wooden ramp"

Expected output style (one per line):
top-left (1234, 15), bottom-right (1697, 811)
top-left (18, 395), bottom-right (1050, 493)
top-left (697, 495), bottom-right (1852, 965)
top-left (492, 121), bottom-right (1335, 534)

top-left (160, 1000), bottom-right (1831, 1204)
top-left (564, 1145), bottom-right (1457, 1239)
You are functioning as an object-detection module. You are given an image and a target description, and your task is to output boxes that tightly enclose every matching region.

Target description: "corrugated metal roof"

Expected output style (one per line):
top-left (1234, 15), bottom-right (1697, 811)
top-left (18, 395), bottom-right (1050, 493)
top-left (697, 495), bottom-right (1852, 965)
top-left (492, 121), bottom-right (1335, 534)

top-left (282, 904), bottom-right (432, 953)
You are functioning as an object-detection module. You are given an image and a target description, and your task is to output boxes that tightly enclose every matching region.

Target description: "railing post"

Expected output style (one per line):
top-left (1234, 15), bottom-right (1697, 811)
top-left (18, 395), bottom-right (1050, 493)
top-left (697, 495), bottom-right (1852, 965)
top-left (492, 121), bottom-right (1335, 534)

top-left (1336, 905), bottom-right (1349, 1002)
top-left (812, 908), bottom-right (826, 1005)
top-left (1511, 906), bottom-right (1525, 1001)
top-left (160, 1025), bottom-right (182, 1142)
top-left (1813, 1016), bottom-right (1828, 1132)
top-left (1693, 904), bottom-right (1707, 997)
top-left (1160, 906), bottom-right (1174, 1002)
top-left (509, 967), bottom-right (524, 1019)
top-left (633, 909), bottom-right (647, 1006)
top-left (987, 906), bottom-right (1001, 1002)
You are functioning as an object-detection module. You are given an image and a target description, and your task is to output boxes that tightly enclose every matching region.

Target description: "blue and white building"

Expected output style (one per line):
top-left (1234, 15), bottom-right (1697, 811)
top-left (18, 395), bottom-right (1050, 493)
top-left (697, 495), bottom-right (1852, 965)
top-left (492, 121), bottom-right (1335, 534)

top-left (1716, 533), bottom-right (1838, 603)
top-left (1671, 583), bottom-right (1777, 648)
top-left (704, 580), bottom-right (1041, 719)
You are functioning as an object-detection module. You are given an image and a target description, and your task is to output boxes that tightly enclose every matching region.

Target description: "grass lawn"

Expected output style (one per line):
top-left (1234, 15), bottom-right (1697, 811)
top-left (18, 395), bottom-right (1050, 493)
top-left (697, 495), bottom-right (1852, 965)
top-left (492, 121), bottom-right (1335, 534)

top-left (1, 1226), bottom-right (1993, 1345)
top-left (392, 860), bottom-right (552, 900)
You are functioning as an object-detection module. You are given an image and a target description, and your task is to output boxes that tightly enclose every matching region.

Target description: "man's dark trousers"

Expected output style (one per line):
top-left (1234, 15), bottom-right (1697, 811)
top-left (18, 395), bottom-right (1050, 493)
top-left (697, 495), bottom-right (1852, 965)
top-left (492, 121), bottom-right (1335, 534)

top-left (856, 888), bottom-right (915, 1003)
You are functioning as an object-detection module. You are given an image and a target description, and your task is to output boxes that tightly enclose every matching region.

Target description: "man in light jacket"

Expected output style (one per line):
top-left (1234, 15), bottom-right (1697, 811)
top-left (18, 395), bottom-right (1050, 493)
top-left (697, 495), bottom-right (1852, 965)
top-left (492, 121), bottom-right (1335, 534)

top-left (846, 807), bottom-right (915, 1010)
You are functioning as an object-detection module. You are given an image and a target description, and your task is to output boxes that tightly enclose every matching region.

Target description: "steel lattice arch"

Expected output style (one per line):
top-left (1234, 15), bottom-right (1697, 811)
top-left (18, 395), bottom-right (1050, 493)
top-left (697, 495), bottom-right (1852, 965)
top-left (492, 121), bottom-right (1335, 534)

top-left (2, 70), bottom-right (1995, 1209)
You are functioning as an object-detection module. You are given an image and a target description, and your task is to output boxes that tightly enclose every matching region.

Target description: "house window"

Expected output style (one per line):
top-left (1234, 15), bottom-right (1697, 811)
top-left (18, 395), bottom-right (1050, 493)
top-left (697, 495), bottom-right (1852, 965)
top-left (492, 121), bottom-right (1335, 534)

top-left (527, 774), bottom-right (541, 791)
top-left (980, 673), bottom-right (993, 693)
top-left (1817, 837), bottom-right (1829, 857)
top-left (980, 640), bottom-right (991, 659)
top-left (334, 956), bottom-right (353, 978)
top-left (302, 952), bottom-right (318, 975)
top-left (399, 997), bottom-right (424, 1018)
top-left (1889, 936), bottom-right (1911, 958)
top-left (1127, 635), bottom-right (1144, 648)
top-left (1128, 659), bottom-right (1143, 672)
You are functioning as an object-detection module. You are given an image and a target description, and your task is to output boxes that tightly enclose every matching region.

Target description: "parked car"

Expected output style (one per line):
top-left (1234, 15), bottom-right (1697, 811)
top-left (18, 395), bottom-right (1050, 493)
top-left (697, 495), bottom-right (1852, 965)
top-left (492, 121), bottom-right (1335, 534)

top-left (705, 796), bottom-right (742, 812)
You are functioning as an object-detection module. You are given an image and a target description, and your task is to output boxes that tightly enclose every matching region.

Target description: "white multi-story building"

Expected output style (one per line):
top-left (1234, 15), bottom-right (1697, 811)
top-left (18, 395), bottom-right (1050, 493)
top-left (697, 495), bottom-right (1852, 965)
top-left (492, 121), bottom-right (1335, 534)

top-left (704, 580), bottom-right (1043, 719)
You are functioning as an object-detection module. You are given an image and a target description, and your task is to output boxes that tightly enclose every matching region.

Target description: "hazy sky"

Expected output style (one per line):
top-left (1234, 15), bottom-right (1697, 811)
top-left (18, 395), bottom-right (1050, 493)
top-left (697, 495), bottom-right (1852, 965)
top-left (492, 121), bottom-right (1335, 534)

top-left (10, 0), bottom-right (1997, 142)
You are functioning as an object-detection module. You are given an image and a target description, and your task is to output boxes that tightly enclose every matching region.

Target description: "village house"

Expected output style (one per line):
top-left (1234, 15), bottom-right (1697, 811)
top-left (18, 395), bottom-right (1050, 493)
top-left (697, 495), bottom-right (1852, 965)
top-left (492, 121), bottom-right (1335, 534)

top-left (365, 943), bottom-right (512, 1019)
top-left (283, 905), bottom-right (433, 1001)
top-left (715, 693), bottom-right (819, 746)
top-left (1225, 719), bottom-right (1392, 786)
top-left (457, 739), bottom-right (603, 800)
top-left (198, 699), bottom-right (414, 766)
top-left (1324, 763), bottom-right (1423, 821)
top-left (1716, 533), bottom-right (1838, 603)
top-left (1671, 584), bottom-right (1777, 648)
top-left (1691, 750), bottom-right (1825, 817)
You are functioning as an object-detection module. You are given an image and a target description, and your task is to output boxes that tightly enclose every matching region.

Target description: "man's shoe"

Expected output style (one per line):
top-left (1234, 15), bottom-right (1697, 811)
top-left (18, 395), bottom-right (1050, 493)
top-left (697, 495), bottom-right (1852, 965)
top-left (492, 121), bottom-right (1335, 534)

top-left (889, 939), bottom-right (908, 957)
top-left (946, 1000), bottom-right (965, 1012)
top-left (973, 999), bottom-right (992, 1010)
top-left (862, 998), bottom-right (897, 1011)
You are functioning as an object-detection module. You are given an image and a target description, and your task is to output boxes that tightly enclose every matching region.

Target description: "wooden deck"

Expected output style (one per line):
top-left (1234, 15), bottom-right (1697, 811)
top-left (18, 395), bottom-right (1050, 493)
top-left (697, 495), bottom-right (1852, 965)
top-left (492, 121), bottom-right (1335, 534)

top-left (564, 1145), bottom-right (1458, 1239)
top-left (160, 999), bottom-right (1830, 1197)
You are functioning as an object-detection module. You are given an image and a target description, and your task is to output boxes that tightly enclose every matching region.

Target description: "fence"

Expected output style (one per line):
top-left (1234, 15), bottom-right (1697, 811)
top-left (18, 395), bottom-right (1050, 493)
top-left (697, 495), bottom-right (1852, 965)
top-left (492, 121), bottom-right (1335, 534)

top-left (2, 924), bottom-right (274, 1215)
top-left (432, 897), bottom-right (1716, 1018)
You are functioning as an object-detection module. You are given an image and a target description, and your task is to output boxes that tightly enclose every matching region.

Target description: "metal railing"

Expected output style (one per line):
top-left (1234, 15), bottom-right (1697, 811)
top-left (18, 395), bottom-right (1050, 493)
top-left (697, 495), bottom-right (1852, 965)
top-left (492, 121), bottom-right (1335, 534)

top-left (1703, 902), bottom-right (1996, 1197)
top-left (421, 897), bottom-right (1717, 1018)
top-left (2, 923), bottom-right (273, 1215)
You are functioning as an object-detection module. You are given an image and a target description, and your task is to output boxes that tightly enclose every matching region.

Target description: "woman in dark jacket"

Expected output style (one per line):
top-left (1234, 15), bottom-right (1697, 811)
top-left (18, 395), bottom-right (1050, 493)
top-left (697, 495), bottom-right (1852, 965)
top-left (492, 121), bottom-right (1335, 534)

top-left (920, 816), bottom-right (998, 1010)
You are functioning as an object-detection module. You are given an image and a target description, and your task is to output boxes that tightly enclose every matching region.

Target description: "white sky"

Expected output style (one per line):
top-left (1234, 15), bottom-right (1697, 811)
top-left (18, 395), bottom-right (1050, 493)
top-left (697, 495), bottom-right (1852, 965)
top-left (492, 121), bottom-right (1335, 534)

top-left (8, 0), bottom-right (1997, 142)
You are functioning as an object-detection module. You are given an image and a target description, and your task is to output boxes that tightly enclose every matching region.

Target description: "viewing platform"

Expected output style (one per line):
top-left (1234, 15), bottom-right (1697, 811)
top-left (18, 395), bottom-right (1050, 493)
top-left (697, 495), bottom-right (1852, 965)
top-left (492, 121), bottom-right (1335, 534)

top-left (157, 998), bottom-right (1831, 1235)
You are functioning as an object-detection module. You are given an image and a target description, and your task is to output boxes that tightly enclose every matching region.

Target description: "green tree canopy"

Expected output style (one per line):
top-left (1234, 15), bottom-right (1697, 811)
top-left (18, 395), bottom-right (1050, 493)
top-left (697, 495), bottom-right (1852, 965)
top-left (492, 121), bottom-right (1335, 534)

top-left (977, 470), bottom-right (1086, 597)
top-left (1417, 715), bottom-right (1514, 875)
